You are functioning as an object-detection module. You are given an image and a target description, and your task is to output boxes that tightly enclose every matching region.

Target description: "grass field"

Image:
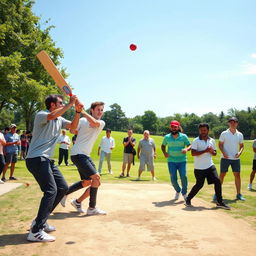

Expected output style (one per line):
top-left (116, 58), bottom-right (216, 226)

top-left (0, 130), bottom-right (256, 237)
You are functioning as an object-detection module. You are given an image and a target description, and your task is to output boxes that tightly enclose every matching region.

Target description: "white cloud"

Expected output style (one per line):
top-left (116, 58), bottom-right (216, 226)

top-left (251, 53), bottom-right (256, 58)
top-left (241, 63), bottom-right (256, 75)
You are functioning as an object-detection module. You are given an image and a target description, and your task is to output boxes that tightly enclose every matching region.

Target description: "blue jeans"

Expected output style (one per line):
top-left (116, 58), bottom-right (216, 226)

top-left (168, 161), bottom-right (187, 195)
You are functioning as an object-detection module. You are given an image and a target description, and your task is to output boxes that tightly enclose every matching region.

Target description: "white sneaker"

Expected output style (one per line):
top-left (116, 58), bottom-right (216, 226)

top-left (136, 177), bottom-right (141, 181)
top-left (174, 192), bottom-right (180, 200)
top-left (0, 179), bottom-right (4, 184)
top-left (152, 177), bottom-right (157, 181)
top-left (248, 184), bottom-right (252, 190)
top-left (87, 207), bottom-right (107, 216)
top-left (60, 195), bottom-right (67, 207)
top-left (182, 194), bottom-right (187, 201)
top-left (27, 229), bottom-right (55, 242)
top-left (31, 220), bottom-right (56, 233)
top-left (109, 170), bottom-right (113, 174)
top-left (71, 199), bottom-right (85, 213)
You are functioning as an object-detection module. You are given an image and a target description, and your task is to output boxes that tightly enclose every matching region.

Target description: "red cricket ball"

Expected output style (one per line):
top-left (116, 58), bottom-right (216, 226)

top-left (129, 44), bottom-right (137, 51)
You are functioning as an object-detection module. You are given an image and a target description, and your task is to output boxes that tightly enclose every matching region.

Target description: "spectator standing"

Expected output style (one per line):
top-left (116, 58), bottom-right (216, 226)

top-left (57, 130), bottom-right (71, 166)
top-left (248, 139), bottom-right (256, 190)
top-left (1, 124), bottom-right (20, 181)
top-left (98, 129), bottom-right (115, 175)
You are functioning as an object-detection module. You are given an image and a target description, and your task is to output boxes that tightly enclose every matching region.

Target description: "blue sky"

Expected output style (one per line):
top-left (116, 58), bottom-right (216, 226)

top-left (33, 0), bottom-right (256, 117)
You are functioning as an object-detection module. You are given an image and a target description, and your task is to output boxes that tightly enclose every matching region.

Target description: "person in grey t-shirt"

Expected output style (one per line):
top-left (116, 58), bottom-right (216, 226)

top-left (248, 139), bottom-right (256, 190)
top-left (136, 130), bottom-right (156, 181)
top-left (26, 94), bottom-right (83, 243)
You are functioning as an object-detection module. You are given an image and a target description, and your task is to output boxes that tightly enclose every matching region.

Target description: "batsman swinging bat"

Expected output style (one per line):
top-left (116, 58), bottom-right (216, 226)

top-left (36, 50), bottom-right (86, 114)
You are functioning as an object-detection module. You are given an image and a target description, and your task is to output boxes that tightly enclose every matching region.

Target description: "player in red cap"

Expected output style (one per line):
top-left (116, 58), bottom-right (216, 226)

top-left (161, 120), bottom-right (191, 201)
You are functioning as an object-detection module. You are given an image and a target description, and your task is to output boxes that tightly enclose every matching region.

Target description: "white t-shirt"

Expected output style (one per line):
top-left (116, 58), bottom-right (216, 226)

top-left (57, 135), bottom-right (71, 150)
top-left (219, 129), bottom-right (244, 160)
top-left (71, 118), bottom-right (105, 156)
top-left (192, 136), bottom-right (216, 169)
top-left (100, 136), bottom-right (115, 153)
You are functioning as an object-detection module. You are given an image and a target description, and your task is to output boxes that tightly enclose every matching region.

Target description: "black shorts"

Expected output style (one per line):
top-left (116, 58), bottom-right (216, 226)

top-left (220, 158), bottom-right (240, 173)
top-left (71, 154), bottom-right (97, 180)
top-left (253, 159), bottom-right (256, 171)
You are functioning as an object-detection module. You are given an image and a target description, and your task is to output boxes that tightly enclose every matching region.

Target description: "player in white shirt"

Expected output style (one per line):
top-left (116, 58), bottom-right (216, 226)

top-left (57, 130), bottom-right (71, 166)
top-left (61, 102), bottom-right (106, 215)
top-left (218, 117), bottom-right (245, 201)
top-left (185, 123), bottom-right (230, 210)
top-left (98, 129), bottom-right (115, 175)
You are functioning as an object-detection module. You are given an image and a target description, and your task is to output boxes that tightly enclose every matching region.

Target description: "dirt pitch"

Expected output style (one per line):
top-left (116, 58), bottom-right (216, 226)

top-left (0, 183), bottom-right (256, 256)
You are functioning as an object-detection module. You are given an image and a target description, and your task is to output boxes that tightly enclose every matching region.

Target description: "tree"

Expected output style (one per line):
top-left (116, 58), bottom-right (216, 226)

top-left (0, 0), bottom-right (66, 130)
top-left (141, 110), bottom-right (159, 134)
top-left (102, 103), bottom-right (128, 131)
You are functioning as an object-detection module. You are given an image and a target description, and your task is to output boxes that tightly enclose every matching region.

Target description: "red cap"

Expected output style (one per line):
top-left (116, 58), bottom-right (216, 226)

top-left (170, 120), bottom-right (180, 127)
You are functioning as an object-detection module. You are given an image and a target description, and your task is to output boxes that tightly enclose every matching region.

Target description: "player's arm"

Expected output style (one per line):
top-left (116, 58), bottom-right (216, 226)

top-left (47, 95), bottom-right (77, 120)
top-left (192, 148), bottom-right (216, 156)
top-left (81, 111), bottom-right (101, 128)
top-left (161, 144), bottom-right (169, 158)
top-left (66, 100), bottom-right (84, 130)
top-left (181, 144), bottom-right (191, 154)
top-left (235, 143), bottom-right (244, 158)
top-left (137, 146), bottom-right (141, 159)
top-left (219, 141), bottom-right (228, 158)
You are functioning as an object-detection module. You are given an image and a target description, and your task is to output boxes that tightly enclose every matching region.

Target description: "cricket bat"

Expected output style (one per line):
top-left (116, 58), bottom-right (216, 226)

top-left (36, 50), bottom-right (73, 96)
top-left (36, 50), bottom-right (86, 114)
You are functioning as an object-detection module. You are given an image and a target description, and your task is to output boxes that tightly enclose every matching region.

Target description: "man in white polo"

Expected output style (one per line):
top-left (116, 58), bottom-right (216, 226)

top-left (218, 117), bottom-right (245, 201)
top-left (185, 123), bottom-right (230, 209)
top-left (57, 130), bottom-right (71, 166)
top-left (97, 129), bottom-right (115, 175)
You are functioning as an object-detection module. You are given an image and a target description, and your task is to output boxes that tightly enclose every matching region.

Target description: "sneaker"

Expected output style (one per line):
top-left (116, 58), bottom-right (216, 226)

top-left (182, 194), bottom-right (187, 201)
top-left (216, 202), bottom-right (231, 210)
top-left (2, 177), bottom-right (6, 182)
top-left (136, 177), bottom-right (141, 181)
top-left (236, 193), bottom-right (245, 201)
top-left (60, 195), bottom-right (67, 207)
top-left (174, 192), bottom-right (180, 200)
top-left (9, 176), bottom-right (17, 180)
top-left (109, 170), bottom-right (113, 174)
top-left (86, 207), bottom-right (107, 216)
top-left (119, 173), bottom-right (124, 178)
top-left (184, 199), bottom-right (192, 207)
top-left (31, 220), bottom-right (56, 233)
top-left (27, 229), bottom-right (56, 242)
top-left (71, 199), bottom-right (85, 213)
top-left (0, 179), bottom-right (4, 184)
top-left (152, 177), bottom-right (157, 181)
top-left (126, 173), bottom-right (130, 177)
top-left (212, 194), bottom-right (217, 202)
top-left (248, 184), bottom-right (252, 191)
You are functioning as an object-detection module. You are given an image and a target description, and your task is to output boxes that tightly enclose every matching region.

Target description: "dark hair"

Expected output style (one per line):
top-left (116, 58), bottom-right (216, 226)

top-left (90, 101), bottom-right (105, 110)
top-left (198, 123), bottom-right (209, 130)
top-left (45, 94), bottom-right (63, 110)
top-left (106, 128), bottom-right (111, 133)
top-left (4, 127), bottom-right (10, 132)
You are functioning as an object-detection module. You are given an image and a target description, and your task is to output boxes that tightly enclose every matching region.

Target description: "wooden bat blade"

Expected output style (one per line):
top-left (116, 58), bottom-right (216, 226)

top-left (36, 50), bottom-right (72, 96)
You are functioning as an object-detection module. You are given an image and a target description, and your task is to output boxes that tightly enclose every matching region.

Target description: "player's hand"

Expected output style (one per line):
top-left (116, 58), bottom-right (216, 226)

top-left (206, 147), bottom-right (215, 154)
top-left (181, 148), bottom-right (187, 154)
top-left (223, 153), bottom-right (229, 158)
top-left (235, 152), bottom-right (241, 158)
top-left (164, 152), bottom-right (169, 158)
top-left (69, 95), bottom-right (78, 105)
top-left (75, 100), bottom-right (84, 113)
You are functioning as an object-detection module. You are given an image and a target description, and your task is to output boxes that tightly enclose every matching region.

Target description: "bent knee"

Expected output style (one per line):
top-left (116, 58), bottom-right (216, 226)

top-left (91, 173), bottom-right (101, 187)
top-left (82, 180), bottom-right (92, 187)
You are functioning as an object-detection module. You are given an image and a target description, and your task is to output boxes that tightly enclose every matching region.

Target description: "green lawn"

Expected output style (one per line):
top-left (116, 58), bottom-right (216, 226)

top-left (0, 131), bottom-right (255, 236)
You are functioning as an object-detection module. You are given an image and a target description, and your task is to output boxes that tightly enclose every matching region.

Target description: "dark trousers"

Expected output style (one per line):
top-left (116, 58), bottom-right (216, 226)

top-left (0, 154), bottom-right (5, 176)
top-left (187, 165), bottom-right (222, 204)
top-left (26, 157), bottom-right (68, 232)
top-left (58, 148), bottom-right (69, 165)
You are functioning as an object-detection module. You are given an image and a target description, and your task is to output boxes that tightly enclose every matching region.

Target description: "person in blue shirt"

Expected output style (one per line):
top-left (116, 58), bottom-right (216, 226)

top-left (161, 120), bottom-right (191, 201)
